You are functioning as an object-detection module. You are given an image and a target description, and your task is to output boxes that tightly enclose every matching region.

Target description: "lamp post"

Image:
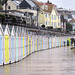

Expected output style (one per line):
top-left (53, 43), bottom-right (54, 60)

top-left (37, 7), bottom-right (39, 27)
top-left (5, 0), bottom-right (7, 18)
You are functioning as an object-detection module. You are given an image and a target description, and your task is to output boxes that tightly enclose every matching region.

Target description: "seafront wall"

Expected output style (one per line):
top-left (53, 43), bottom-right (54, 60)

top-left (0, 24), bottom-right (72, 66)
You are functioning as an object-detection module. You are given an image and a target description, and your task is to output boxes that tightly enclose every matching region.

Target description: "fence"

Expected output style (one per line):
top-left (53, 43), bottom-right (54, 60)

top-left (0, 24), bottom-right (72, 66)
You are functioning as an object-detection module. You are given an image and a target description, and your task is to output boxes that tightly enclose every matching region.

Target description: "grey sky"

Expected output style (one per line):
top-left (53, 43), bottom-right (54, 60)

top-left (38, 0), bottom-right (75, 10)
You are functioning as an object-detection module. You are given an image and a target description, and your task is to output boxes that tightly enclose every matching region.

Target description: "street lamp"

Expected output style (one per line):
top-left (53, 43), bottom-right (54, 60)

top-left (5, 0), bottom-right (7, 18)
top-left (37, 7), bottom-right (39, 27)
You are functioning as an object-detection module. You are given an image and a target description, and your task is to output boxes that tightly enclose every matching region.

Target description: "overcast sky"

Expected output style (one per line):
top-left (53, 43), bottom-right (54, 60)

top-left (38, 0), bottom-right (75, 10)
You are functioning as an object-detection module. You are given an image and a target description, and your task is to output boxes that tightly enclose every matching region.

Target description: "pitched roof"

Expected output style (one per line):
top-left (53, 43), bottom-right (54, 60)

top-left (12, 0), bottom-right (21, 6)
top-left (67, 14), bottom-right (72, 18)
top-left (33, 0), bottom-right (54, 13)
top-left (59, 12), bottom-right (72, 18)
top-left (59, 12), bottom-right (67, 16)
top-left (69, 18), bottom-right (75, 23)
top-left (26, 0), bottom-right (37, 8)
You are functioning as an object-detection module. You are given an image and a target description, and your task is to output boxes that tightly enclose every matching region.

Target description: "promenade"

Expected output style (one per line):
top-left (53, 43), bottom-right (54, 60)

top-left (0, 47), bottom-right (75, 75)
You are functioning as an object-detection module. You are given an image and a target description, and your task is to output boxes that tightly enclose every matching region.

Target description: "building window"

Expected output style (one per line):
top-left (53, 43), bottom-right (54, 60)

top-left (51, 22), bottom-right (53, 26)
top-left (45, 21), bottom-right (49, 25)
top-left (8, 6), bottom-right (11, 9)
top-left (54, 22), bottom-right (56, 27)
top-left (17, 6), bottom-right (19, 9)
top-left (45, 5), bottom-right (48, 10)
top-left (47, 14), bottom-right (49, 17)
top-left (45, 14), bottom-right (49, 18)
top-left (58, 23), bottom-right (60, 26)
top-left (42, 5), bottom-right (44, 9)
top-left (45, 14), bottom-right (47, 17)
top-left (45, 21), bottom-right (47, 25)
top-left (54, 15), bottom-right (56, 20)
top-left (51, 15), bottom-right (53, 20)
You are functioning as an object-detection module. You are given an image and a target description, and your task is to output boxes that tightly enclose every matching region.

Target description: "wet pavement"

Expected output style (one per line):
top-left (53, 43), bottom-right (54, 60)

top-left (0, 47), bottom-right (75, 75)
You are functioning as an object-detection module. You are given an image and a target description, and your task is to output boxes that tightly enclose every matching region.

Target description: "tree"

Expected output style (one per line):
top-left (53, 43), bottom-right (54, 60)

top-left (0, 0), bottom-right (6, 5)
top-left (22, 20), bottom-right (26, 24)
top-left (0, 4), bottom-right (2, 10)
top-left (57, 28), bottom-right (62, 31)
top-left (66, 22), bottom-right (72, 31)
top-left (0, 14), bottom-right (5, 24)
top-left (12, 17), bottom-right (16, 23)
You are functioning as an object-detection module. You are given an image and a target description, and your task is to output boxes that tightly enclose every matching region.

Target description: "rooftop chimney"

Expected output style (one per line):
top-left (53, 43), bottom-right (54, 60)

top-left (47, 0), bottom-right (52, 4)
top-left (47, 0), bottom-right (49, 4)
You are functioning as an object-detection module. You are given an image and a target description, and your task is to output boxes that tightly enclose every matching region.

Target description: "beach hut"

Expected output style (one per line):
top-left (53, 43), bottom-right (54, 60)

top-left (0, 23), bottom-right (4, 65)
top-left (18, 27), bottom-right (21, 60)
top-left (24, 28), bottom-right (26, 57)
top-left (4, 25), bottom-right (10, 64)
top-left (15, 26), bottom-right (19, 61)
top-left (10, 26), bottom-right (15, 63)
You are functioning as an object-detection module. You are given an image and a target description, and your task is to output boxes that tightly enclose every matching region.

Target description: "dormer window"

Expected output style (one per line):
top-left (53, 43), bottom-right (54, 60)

top-left (42, 5), bottom-right (44, 9)
top-left (45, 5), bottom-right (48, 10)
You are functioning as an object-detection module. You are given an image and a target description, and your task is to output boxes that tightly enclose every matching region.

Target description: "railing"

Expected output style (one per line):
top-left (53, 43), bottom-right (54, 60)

top-left (0, 13), bottom-right (73, 36)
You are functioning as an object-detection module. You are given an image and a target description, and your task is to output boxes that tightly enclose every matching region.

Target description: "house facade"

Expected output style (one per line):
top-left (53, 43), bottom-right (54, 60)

top-left (33, 0), bottom-right (61, 28)
top-left (57, 8), bottom-right (73, 31)
top-left (69, 18), bottom-right (75, 31)
top-left (2, 0), bottom-right (61, 29)
top-left (39, 10), bottom-right (51, 27)
top-left (2, 0), bottom-right (38, 27)
top-left (50, 6), bottom-right (61, 28)
top-left (2, 0), bottom-right (21, 10)
top-left (33, 1), bottom-right (52, 27)
top-left (60, 15), bottom-right (67, 31)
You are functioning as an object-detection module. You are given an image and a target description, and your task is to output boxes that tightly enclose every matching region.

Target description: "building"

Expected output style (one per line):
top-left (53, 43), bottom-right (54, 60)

top-left (60, 15), bottom-right (67, 31)
top-left (58, 8), bottom-right (73, 21)
top-left (33, 0), bottom-right (52, 27)
top-left (19, 0), bottom-right (37, 10)
top-left (33, 0), bottom-right (61, 29)
top-left (57, 8), bottom-right (75, 31)
top-left (2, 0), bottom-right (38, 27)
top-left (18, 9), bottom-right (37, 26)
top-left (50, 6), bottom-right (61, 28)
top-left (2, 0), bottom-right (61, 29)
top-left (19, 0), bottom-right (38, 26)
top-left (2, 0), bottom-right (21, 10)
top-left (69, 18), bottom-right (75, 30)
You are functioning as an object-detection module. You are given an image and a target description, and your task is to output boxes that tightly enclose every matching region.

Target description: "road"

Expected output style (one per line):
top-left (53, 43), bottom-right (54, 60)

top-left (0, 47), bottom-right (75, 75)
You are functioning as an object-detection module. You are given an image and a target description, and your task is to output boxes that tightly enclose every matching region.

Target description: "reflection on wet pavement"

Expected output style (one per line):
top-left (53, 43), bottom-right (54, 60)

top-left (0, 47), bottom-right (75, 75)
top-left (71, 49), bottom-right (75, 55)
